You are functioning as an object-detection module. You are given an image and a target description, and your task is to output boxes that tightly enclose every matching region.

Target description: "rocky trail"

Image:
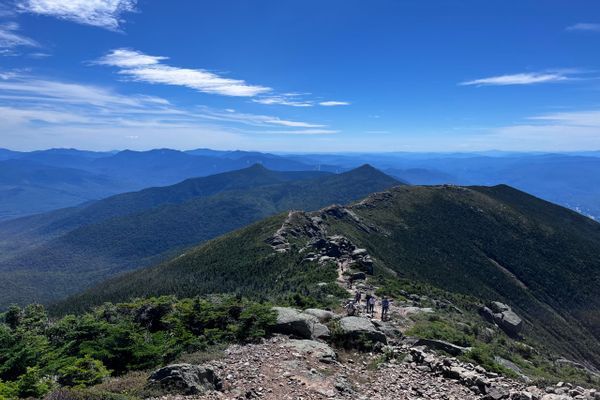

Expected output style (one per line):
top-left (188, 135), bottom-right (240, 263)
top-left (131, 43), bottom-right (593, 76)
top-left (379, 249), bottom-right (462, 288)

top-left (147, 208), bottom-right (599, 400)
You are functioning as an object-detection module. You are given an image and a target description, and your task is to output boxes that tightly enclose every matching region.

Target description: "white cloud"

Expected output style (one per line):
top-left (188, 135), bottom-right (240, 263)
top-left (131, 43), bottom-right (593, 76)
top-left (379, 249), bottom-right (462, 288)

top-left (17, 0), bottom-right (137, 31)
top-left (96, 48), bottom-right (271, 97)
top-left (96, 48), bottom-right (165, 67)
top-left (319, 101), bottom-right (350, 106)
top-left (566, 23), bottom-right (600, 32)
top-left (460, 72), bottom-right (569, 86)
top-left (0, 73), bottom-right (169, 108)
top-left (0, 73), bottom-right (337, 150)
top-left (527, 110), bottom-right (600, 126)
top-left (463, 109), bottom-right (600, 151)
top-left (194, 107), bottom-right (326, 128)
top-left (0, 22), bottom-right (39, 51)
top-left (252, 96), bottom-right (313, 107)
top-left (252, 97), bottom-right (351, 107)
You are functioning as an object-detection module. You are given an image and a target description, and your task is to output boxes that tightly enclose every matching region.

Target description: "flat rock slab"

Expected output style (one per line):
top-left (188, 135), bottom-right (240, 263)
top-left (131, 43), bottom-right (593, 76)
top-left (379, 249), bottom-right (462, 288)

top-left (281, 339), bottom-right (337, 362)
top-left (339, 316), bottom-right (387, 345)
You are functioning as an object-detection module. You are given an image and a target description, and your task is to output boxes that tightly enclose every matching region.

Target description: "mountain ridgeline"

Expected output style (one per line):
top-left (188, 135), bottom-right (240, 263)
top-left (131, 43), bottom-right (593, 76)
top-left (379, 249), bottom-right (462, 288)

top-left (0, 164), bottom-right (401, 307)
top-left (60, 183), bottom-right (600, 370)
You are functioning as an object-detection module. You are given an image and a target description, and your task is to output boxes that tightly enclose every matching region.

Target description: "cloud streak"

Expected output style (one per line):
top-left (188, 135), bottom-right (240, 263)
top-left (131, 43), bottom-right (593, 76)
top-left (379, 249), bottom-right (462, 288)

top-left (0, 22), bottom-right (39, 52)
top-left (566, 23), bottom-right (600, 32)
top-left (96, 49), bottom-right (271, 97)
top-left (17, 0), bottom-right (137, 31)
top-left (460, 72), bottom-right (569, 86)
top-left (0, 72), bottom-right (336, 154)
top-left (96, 49), bottom-right (350, 104)
top-left (319, 101), bottom-right (350, 106)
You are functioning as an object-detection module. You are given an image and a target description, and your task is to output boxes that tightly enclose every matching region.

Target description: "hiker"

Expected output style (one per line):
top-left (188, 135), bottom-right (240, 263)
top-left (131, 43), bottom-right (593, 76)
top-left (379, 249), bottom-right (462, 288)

top-left (381, 296), bottom-right (390, 320)
top-left (345, 300), bottom-right (357, 316)
top-left (368, 295), bottom-right (376, 315)
top-left (354, 290), bottom-right (362, 304)
top-left (365, 293), bottom-right (372, 313)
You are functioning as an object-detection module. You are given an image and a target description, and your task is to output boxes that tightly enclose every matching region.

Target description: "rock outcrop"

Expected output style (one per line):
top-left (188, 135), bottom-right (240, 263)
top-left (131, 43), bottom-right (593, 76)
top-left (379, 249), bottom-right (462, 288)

top-left (147, 364), bottom-right (222, 395)
top-left (337, 316), bottom-right (387, 346)
top-left (480, 301), bottom-right (524, 337)
top-left (271, 307), bottom-right (330, 340)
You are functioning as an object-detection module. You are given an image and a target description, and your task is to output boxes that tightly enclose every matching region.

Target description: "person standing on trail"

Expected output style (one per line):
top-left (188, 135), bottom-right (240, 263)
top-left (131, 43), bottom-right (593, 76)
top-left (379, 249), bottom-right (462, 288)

top-left (355, 290), bottom-right (362, 304)
top-left (368, 295), bottom-right (376, 315)
top-left (365, 293), bottom-right (372, 313)
top-left (381, 296), bottom-right (390, 320)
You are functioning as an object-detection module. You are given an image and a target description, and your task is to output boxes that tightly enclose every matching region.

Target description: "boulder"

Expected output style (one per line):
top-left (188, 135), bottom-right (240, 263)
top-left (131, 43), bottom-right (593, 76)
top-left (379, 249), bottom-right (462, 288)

top-left (480, 302), bottom-right (523, 337)
top-left (496, 309), bottom-right (523, 337)
top-left (338, 316), bottom-right (387, 346)
top-left (272, 307), bottom-right (330, 339)
top-left (482, 386), bottom-right (510, 400)
top-left (414, 338), bottom-right (470, 356)
top-left (281, 339), bottom-right (337, 362)
top-left (302, 308), bottom-right (335, 323)
top-left (147, 364), bottom-right (222, 395)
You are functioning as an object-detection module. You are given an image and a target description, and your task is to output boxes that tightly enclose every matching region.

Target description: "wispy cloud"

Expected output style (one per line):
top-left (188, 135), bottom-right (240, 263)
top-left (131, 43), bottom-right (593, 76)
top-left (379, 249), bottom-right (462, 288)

top-left (0, 22), bottom-right (39, 52)
top-left (250, 129), bottom-right (338, 135)
top-left (96, 49), bottom-right (351, 104)
top-left (96, 48), bottom-right (271, 97)
top-left (463, 109), bottom-right (600, 151)
top-left (460, 72), bottom-right (569, 86)
top-left (17, 0), bottom-right (137, 31)
top-left (319, 101), bottom-right (350, 106)
top-left (0, 72), bottom-right (336, 152)
top-left (253, 97), bottom-right (350, 107)
top-left (0, 73), bottom-right (168, 108)
top-left (252, 96), bottom-right (313, 107)
top-left (566, 23), bottom-right (600, 32)
top-left (194, 107), bottom-right (326, 128)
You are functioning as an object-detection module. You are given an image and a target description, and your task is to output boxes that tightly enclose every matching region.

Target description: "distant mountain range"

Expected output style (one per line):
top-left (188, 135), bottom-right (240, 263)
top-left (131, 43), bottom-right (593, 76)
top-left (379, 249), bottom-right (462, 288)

top-left (0, 148), bottom-right (317, 221)
top-left (1, 148), bottom-right (599, 222)
top-left (63, 182), bottom-right (600, 370)
top-left (0, 164), bottom-right (400, 307)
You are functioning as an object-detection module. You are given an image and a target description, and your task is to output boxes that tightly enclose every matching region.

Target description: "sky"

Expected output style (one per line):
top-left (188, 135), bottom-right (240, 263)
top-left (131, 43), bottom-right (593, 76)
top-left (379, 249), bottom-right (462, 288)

top-left (1, 0), bottom-right (600, 152)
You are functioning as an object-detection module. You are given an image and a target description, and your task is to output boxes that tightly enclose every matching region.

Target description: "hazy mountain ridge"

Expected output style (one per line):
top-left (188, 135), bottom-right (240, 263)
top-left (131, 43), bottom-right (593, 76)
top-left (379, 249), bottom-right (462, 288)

top-left (1, 148), bottom-right (599, 221)
top-left (0, 164), bottom-right (400, 307)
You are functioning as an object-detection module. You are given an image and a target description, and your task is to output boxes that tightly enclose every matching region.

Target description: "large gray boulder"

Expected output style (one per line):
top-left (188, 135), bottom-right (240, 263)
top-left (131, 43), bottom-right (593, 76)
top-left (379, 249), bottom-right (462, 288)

top-left (147, 364), bottom-right (222, 395)
top-left (303, 308), bottom-right (335, 323)
top-left (338, 316), bottom-right (387, 346)
top-left (479, 302), bottom-right (523, 337)
top-left (272, 307), bottom-right (330, 339)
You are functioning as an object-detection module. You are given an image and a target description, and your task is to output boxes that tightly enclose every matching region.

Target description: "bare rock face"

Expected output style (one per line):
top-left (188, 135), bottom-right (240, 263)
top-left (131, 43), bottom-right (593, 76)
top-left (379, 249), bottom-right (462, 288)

top-left (480, 302), bottom-right (523, 337)
top-left (338, 316), bottom-right (387, 346)
top-left (147, 364), bottom-right (222, 395)
top-left (271, 307), bottom-right (330, 340)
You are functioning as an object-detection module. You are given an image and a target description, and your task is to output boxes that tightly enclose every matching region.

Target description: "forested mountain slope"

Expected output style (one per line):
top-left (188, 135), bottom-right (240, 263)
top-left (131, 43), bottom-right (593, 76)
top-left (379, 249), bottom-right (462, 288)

top-left (0, 165), bottom-right (399, 307)
top-left (65, 184), bottom-right (600, 369)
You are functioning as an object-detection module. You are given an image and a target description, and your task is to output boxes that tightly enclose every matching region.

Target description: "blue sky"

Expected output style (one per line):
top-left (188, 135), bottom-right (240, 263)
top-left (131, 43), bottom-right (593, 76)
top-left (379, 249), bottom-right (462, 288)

top-left (1, 0), bottom-right (600, 152)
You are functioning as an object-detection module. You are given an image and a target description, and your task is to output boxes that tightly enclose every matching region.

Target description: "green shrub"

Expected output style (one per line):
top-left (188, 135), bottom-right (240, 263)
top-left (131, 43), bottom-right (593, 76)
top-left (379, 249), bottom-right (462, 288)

top-left (16, 367), bottom-right (52, 398)
top-left (58, 356), bottom-right (110, 387)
